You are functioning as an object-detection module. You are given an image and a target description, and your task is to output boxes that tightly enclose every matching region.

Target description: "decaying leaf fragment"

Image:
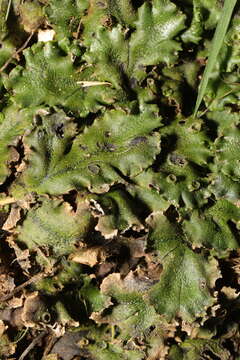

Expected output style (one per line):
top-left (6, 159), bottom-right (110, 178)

top-left (2, 205), bottom-right (21, 231)
top-left (0, 291), bottom-right (47, 328)
top-left (70, 246), bottom-right (107, 267)
top-left (6, 237), bottom-right (31, 273)
top-left (0, 272), bottom-right (15, 298)
top-left (0, 320), bottom-right (16, 358)
top-left (19, 1), bottom-right (44, 33)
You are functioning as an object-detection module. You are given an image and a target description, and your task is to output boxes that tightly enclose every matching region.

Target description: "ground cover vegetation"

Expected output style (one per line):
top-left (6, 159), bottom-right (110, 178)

top-left (0, 0), bottom-right (240, 359)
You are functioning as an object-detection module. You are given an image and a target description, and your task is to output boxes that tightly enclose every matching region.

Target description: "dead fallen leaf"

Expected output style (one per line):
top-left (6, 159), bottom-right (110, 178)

top-left (124, 236), bottom-right (147, 259)
top-left (0, 272), bottom-right (15, 298)
top-left (42, 355), bottom-right (60, 360)
top-left (101, 271), bottom-right (153, 294)
top-left (96, 262), bottom-right (115, 278)
top-left (21, 292), bottom-right (47, 328)
top-left (7, 295), bottom-right (24, 309)
top-left (3, 206), bottom-right (21, 231)
top-left (0, 292), bottom-right (47, 328)
top-left (221, 286), bottom-right (240, 300)
top-left (8, 147), bottom-right (20, 163)
top-left (50, 332), bottom-right (86, 360)
top-left (70, 246), bottom-right (107, 267)
top-left (0, 320), bottom-right (6, 336)
top-left (7, 237), bottom-right (31, 273)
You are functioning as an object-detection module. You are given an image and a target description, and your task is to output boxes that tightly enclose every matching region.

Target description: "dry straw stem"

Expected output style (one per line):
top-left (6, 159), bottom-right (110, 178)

top-left (194, 0), bottom-right (237, 117)
top-left (76, 81), bottom-right (112, 87)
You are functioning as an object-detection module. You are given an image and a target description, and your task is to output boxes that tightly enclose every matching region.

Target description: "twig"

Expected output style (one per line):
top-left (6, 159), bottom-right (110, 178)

top-left (0, 30), bottom-right (35, 73)
top-left (75, 19), bottom-right (82, 39)
top-left (0, 197), bottom-right (16, 206)
top-left (42, 334), bottom-right (57, 358)
top-left (19, 331), bottom-right (46, 360)
top-left (197, 87), bottom-right (240, 118)
top-left (0, 271), bottom-right (48, 302)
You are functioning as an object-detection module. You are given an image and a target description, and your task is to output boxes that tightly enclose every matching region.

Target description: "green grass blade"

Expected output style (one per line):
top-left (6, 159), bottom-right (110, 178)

top-left (193, 0), bottom-right (237, 117)
top-left (5, 0), bottom-right (12, 21)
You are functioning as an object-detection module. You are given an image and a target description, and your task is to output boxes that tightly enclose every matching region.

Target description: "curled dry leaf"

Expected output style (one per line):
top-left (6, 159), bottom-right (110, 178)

top-left (221, 286), bottom-right (240, 300)
top-left (2, 206), bottom-right (21, 231)
top-left (0, 292), bottom-right (47, 329)
top-left (7, 237), bottom-right (31, 273)
top-left (70, 246), bottom-right (107, 267)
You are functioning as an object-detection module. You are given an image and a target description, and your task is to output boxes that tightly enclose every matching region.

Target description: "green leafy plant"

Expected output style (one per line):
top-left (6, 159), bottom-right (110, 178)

top-left (0, 0), bottom-right (239, 359)
top-left (194, 0), bottom-right (237, 116)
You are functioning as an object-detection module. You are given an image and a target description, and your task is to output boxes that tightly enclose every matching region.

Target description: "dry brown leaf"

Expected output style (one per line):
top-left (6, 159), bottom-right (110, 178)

top-left (3, 206), bottom-right (21, 231)
top-left (0, 321), bottom-right (16, 357)
top-left (124, 236), bottom-right (147, 259)
top-left (7, 295), bottom-right (24, 309)
top-left (0, 334), bottom-right (16, 357)
top-left (21, 292), bottom-right (47, 328)
top-left (229, 255), bottom-right (240, 283)
top-left (96, 262), bottom-right (115, 278)
top-left (221, 286), bottom-right (240, 300)
top-left (181, 321), bottom-right (201, 338)
top-left (17, 192), bottom-right (37, 210)
top-left (70, 246), bottom-right (107, 267)
top-left (0, 212), bottom-right (8, 227)
top-left (0, 196), bottom-right (16, 206)
top-left (50, 332), bottom-right (85, 360)
top-left (101, 271), bottom-right (155, 294)
top-left (8, 147), bottom-right (20, 163)
top-left (0, 320), bottom-right (6, 336)
top-left (42, 355), bottom-right (60, 360)
top-left (7, 237), bottom-right (31, 273)
top-left (0, 292), bottom-right (47, 328)
top-left (0, 272), bottom-right (15, 298)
